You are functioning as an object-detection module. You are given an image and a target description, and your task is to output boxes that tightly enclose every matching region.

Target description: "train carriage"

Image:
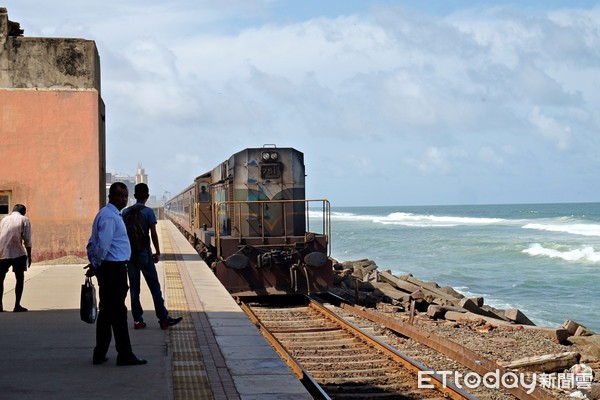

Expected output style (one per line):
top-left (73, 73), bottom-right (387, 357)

top-left (165, 146), bottom-right (332, 296)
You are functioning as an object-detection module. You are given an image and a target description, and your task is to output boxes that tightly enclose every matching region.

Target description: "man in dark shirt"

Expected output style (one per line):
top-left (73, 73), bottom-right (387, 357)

top-left (122, 183), bottom-right (181, 330)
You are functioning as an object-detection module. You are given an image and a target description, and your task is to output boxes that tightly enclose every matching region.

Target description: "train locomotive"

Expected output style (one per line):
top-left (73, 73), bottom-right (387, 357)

top-left (165, 146), bottom-right (332, 296)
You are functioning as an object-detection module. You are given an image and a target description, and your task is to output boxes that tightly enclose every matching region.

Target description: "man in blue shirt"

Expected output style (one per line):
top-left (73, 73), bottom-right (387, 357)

top-left (86, 182), bottom-right (147, 366)
top-left (122, 183), bottom-right (182, 330)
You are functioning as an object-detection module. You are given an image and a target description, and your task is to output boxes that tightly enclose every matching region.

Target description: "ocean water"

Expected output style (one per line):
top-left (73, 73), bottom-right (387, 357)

top-left (324, 203), bottom-right (600, 332)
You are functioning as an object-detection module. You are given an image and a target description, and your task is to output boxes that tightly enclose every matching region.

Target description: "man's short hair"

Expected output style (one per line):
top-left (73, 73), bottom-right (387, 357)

top-left (109, 182), bottom-right (128, 196)
top-left (13, 204), bottom-right (26, 215)
top-left (134, 183), bottom-right (150, 200)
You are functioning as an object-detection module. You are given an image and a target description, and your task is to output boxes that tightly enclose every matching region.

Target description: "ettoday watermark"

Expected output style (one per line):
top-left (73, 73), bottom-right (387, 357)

top-left (418, 368), bottom-right (593, 394)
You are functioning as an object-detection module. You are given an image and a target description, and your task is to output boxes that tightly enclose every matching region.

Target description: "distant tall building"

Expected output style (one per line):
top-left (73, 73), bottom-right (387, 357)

top-left (135, 164), bottom-right (148, 184)
top-left (133, 165), bottom-right (162, 207)
top-left (106, 171), bottom-right (135, 205)
top-left (106, 166), bottom-right (161, 207)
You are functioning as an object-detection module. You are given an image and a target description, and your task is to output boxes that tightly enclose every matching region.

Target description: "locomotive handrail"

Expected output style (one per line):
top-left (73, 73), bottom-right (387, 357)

top-left (213, 199), bottom-right (330, 259)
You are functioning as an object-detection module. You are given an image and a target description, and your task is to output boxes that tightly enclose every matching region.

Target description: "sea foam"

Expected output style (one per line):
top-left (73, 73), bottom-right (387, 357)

top-left (330, 211), bottom-right (505, 227)
top-left (523, 243), bottom-right (600, 262)
top-left (522, 222), bottom-right (600, 237)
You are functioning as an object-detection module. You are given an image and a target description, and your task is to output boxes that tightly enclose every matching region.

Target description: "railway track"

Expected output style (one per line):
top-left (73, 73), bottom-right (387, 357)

top-left (239, 295), bottom-right (476, 400)
top-left (332, 302), bottom-right (558, 400)
top-left (240, 294), bottom-right (559, 400)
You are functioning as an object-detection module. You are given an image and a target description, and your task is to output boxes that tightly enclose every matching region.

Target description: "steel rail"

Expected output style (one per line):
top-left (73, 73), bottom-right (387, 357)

top-left (241, 296), bottom-right (476, 400)
top-left (307, 297), bottom-right (477, 400)
top-left (339, 302), bottom-right (556, 400)
top-left (238, 299), bottom-right (331, 400)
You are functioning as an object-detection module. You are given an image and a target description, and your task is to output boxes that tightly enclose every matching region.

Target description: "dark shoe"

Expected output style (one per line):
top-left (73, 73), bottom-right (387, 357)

top-left (13, 305), bottom-right (28, 312)
top-left (116, 355), bottom-right (147, 366)
top-left (93, 356), bottom-right (109, 365)
top-left (159, 316), bottom-right (182, 330)
top-left (133, 321), bottom-right (147, 330)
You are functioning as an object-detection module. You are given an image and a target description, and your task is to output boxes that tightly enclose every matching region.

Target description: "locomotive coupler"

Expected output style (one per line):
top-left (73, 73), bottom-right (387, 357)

top-left (257, 249), bottom-right (294, 268)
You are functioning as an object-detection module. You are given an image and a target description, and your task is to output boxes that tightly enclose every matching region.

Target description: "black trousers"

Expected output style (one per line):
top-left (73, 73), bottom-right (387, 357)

top-left (93, 261), bottom-right (133, 359)
top-left (0, 256), bottom-right (27, 309)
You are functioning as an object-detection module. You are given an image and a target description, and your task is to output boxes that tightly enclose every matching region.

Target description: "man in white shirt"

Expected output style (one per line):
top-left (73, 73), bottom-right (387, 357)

top-left (0, 204), bottom-right (32, 312)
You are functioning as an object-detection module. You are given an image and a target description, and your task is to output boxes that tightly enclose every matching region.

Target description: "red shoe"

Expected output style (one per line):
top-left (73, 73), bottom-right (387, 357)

top-left (159, 317), bottom-right (182, 330)
top-left (133, 321), bottom-right (147, 330)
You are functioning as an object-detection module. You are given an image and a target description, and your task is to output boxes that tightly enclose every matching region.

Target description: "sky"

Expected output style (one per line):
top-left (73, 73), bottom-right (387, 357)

top-left (4, 0), bottom-right (600, 207)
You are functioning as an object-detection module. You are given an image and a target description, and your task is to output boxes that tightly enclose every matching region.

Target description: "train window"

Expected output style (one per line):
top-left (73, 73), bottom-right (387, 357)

top-left (199, 185), bottom-right (210, 202)
top-left (260, 163), bottom-right (281, 179)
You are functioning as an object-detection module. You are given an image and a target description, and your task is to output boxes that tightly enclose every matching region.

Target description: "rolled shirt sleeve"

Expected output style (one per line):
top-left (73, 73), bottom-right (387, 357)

top-left (22, 218), bottom-right (32, 248)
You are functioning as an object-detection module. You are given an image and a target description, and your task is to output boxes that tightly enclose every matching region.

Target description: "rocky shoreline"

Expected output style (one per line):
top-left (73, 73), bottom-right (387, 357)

top-left (330, 258), bottom-right (600, 399)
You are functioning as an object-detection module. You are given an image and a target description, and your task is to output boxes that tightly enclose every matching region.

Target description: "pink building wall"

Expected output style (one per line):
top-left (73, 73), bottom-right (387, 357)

top-left (0, 9), bottom-right (105, 261)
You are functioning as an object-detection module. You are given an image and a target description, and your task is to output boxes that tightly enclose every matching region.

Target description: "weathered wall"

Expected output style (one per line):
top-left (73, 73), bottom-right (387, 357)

top-left (0, 38), bottom-right (101, 90)
top-left (0, 8), bottom-right (105, 261)
top-left (0, 8), bottom-right (101, 91)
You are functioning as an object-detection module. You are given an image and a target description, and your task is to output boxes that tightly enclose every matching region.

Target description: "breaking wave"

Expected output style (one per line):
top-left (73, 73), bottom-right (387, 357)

top-left (522, 222), bottom-right (600, 237)
top-left (523, 243), bottom-right (600, 263)
top-left (329, 211), bottom-right (505, 227)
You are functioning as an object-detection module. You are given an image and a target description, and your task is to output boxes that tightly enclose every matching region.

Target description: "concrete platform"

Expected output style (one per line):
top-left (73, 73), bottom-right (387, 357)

top-left (0, 220), bottom-right (312, 400)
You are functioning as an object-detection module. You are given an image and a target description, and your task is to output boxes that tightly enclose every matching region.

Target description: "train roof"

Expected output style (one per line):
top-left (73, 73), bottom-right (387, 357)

top-left (167, 146), bottom-right (304, 203)
top-left (194, 171), bottom-right (211, 181)
top-left (232, 145), bottom-right (300, 153)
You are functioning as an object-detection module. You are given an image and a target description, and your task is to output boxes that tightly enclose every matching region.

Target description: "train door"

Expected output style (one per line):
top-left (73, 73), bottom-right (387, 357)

top-left (196, 179), bottom-right (212, 229)
top-left (186, 188), bottom-right (194, 233)
top-left (212, 183), bottom-right (230, 236)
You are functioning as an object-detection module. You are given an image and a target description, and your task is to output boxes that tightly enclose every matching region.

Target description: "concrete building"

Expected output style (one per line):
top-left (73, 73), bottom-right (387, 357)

top-left (106, 172), bottom-right (136, 206)
top-left (106, 166), bottom-right (161, 207)
top-left (0, 8), bottom-right (104, 261)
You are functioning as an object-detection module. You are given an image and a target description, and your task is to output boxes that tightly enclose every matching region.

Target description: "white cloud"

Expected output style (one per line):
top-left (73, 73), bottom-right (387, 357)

top-left (528, 106), bottom-right (572, 150)
top-left (405, 146), bottom-right (467, 174)
top-left (4, 0), bottom-right (600, 205)
top-left (478, 146), bottom-right (505, 167)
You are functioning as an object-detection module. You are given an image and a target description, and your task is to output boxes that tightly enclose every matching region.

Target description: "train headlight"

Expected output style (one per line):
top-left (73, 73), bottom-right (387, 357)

top-left (261, 152), bottom-right (271, 161)
top-left (270, 152), bottom-right (278, 160)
